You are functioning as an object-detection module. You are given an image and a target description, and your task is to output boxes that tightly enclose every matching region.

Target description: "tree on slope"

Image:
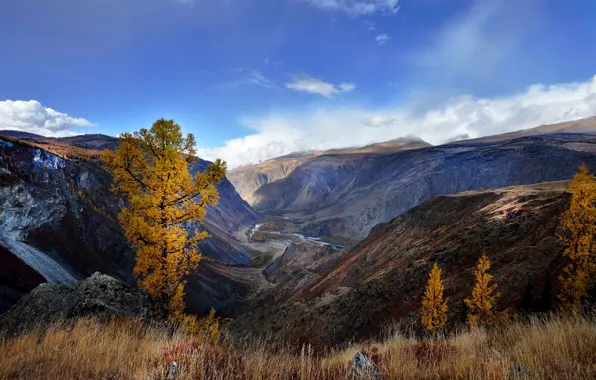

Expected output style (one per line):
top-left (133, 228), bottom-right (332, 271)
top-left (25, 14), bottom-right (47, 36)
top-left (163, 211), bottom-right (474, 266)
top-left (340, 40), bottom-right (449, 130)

top-left (421, 263), bottom-right (449, 334)
top-left (465, 252), bottom-right (500, 327)
top-left (103, 119), bottom-right (226, 317)
top-left (558, 163), bottom-right (596, 314)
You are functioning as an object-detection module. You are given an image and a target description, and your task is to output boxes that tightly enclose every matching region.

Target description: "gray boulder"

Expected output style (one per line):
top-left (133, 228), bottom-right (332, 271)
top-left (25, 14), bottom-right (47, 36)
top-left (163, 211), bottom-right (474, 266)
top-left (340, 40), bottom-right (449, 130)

top-left (347, 351), bottom-right (382, 379)
top-left (0, 272), bottom-right (160, 336)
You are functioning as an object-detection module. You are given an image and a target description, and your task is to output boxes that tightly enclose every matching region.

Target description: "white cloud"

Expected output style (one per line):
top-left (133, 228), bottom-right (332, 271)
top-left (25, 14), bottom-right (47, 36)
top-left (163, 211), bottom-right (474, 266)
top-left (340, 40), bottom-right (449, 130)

top-left (200, 75), bottom-right (596, 169)
top-left (0, 100), bottom-right (94, 137)
top-left (233, 68), bottom-right (277, 88)
top-left (361, 115), bottom-right (397, 128)
top-left (375, 33), bottom-right (390, 45)
top-left (306, 0), bottom-right (400, 16)
top-left (338, 83), bottom-right (356, 92)
top-left (285, 75), bottom-right (356, 98)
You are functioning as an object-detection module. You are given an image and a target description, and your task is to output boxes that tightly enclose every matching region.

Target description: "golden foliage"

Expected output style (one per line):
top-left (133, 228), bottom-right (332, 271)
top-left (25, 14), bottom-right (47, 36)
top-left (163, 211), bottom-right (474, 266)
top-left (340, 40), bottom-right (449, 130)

top-left (177, 308), bottom-right (222, 343)
top-left (558, 163), bottom-right (596, 314)
top-left (464, 253), bottom-right (500, 327)
top-left (421, 263), bottom-right (448, 334)
top-left (102, 119), bottom-right (226, 315)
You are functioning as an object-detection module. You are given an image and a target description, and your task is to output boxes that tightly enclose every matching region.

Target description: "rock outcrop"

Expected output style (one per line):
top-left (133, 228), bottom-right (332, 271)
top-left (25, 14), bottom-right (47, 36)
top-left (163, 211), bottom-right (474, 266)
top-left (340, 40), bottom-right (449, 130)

top-left (0, 272), bottom-right (160, 336)
top-left (347, 352), bottom-right (382, 379)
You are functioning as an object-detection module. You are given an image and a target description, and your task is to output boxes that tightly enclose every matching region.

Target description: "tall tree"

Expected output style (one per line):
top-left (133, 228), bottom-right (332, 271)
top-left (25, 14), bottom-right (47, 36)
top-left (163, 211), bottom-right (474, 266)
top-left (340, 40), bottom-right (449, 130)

top-left (103, 119), bottom-right (226, 316)
top-left (421, 263), bottom-right (449, 334)
top-left (465, 253), bottom-right (500, 327)
top-left (558, 163), bottom-right (596, 314)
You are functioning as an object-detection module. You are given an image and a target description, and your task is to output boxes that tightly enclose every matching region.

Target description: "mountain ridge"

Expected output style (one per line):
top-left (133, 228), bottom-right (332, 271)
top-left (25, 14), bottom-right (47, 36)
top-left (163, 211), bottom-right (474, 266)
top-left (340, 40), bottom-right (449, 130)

top-left (249, 132), bottom-right (596, 240)
top-left (228, 136), bottom-right (431, 203)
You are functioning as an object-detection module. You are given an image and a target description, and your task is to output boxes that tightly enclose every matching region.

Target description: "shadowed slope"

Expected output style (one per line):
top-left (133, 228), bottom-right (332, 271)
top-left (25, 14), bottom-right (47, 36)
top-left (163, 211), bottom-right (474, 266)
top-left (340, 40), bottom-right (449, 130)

top-left (229, 182), bottom-right (570, 345)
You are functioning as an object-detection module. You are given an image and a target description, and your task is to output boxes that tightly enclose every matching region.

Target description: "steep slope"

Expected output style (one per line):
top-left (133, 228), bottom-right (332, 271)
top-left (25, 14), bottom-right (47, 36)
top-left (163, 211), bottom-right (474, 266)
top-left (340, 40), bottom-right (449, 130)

top-left (252, 133), bottom-right (596, 240)
top-left (227, 155), bottom-right (312, 202)
top-left (0, 136), bottom-right (261, 313)
top-left (228, 137), bottom-right (430, 203)
top-left (229, 182), bottom-right (570, 345)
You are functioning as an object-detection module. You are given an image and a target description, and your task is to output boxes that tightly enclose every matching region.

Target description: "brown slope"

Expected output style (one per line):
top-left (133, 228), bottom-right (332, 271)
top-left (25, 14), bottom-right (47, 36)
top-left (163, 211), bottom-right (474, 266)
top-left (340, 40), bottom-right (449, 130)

top-left (227, 137), bottom-right (431, 203)
top-left (229, 182), bottom-right (570, 346)
top-left (227, 156), bottom-right (313, 202)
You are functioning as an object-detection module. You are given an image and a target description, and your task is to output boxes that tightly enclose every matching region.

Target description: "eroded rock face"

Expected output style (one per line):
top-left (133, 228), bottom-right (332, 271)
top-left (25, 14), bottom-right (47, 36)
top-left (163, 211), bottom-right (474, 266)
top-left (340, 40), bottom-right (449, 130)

top-left (0, 272), bottom-right (160, 336)
top-left (0, 136), bottom-right (261, 312)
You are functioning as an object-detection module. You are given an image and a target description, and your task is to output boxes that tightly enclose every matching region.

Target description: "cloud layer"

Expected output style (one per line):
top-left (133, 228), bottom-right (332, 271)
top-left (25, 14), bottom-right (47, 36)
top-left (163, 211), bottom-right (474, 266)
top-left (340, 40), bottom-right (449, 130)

top-left (306, 0), bottom-right (400, 16)
top-left (199, 75), bottom-right (596, 168)
top-left (285, 75), bottom-right (356, 98)
top-left (0, 100), bottom-right (93, 137)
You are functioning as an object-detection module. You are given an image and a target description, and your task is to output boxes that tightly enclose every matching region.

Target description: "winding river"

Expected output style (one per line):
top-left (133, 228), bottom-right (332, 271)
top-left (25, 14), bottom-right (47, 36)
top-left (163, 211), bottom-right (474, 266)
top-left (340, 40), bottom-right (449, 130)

top-left (249, 224), bottom-right (344, 250)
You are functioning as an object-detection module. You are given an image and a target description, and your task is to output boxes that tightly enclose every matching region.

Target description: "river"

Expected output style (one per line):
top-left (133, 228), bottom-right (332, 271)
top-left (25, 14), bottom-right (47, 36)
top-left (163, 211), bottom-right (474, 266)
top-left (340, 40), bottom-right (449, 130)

top-left (249, 224), bottom-right (344, 250)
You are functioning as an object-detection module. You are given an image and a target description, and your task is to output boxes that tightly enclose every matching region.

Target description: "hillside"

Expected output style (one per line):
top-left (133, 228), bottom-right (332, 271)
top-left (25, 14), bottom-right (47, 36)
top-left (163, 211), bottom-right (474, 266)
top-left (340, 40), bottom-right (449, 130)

top-left (0, 135), bottom-right (262, 313)
top-left (228, 137), bottom-right (431, 203)
top-left (229, 182), bottom-right (571, 345)
top-left (250, 133), bottom-right (596, 240)
top-left (2, 179), bottom-right (596, 379)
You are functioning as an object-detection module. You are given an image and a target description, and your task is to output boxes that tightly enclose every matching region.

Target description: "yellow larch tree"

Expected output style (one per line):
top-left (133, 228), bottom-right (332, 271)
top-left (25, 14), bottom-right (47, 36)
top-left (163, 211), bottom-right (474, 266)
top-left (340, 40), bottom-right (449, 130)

top-left (421, 263), bottom-right (449, 334)
top-left (558, 163), bottom-right (596, 314)
top-left (465, 252), bottom-right (500, 327)
top-left (102, 119), bottom-right (226, 317)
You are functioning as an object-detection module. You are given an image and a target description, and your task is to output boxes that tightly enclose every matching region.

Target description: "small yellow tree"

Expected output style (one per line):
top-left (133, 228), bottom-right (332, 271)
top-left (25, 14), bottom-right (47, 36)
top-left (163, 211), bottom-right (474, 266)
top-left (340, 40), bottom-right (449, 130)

top-left (421, 263), bottom-right (448, 334)
top-left (558, 163), bottom-right (596, 314)
top-left (103, 119), bottom-right (226, 317)
top-left (465, 253), bottom-right (500, 327)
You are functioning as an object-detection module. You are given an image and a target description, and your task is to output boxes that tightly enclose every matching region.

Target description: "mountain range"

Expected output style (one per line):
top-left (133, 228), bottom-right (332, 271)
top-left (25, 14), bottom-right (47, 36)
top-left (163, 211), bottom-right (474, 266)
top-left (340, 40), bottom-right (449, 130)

top-left (229, 118), bottom-right (596, 241)
top-left (2, 116), bottom-right (596, 344)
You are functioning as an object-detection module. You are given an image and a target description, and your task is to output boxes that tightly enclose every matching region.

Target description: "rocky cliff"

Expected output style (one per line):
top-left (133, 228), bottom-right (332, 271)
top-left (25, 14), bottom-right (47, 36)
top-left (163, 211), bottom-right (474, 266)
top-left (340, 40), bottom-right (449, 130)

top-left (0, 135), bottom-right (261, 313)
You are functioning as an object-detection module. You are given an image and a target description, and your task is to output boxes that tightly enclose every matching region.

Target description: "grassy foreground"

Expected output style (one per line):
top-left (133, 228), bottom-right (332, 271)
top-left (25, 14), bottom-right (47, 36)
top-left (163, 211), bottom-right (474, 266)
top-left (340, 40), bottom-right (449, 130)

top-left (1, 314), bottom-right (595, 379)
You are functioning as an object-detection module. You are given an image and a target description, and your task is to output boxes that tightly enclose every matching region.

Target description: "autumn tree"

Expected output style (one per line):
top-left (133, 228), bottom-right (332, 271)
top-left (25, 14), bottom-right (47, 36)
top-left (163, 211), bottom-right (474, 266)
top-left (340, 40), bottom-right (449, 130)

top-left (558, 163), bottom-right (596, 314)
top-left (421, 263), bottom-right (449, 334)
top-left (465, 252), bottom-right (500, 327)
top-left (103, 119), bottom-right (226, 317)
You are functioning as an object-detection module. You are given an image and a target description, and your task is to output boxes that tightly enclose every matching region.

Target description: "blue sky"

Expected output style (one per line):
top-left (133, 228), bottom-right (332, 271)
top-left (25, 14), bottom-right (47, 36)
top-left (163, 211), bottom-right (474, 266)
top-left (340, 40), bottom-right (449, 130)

top-left (2, 0), bottom-right (596, 167)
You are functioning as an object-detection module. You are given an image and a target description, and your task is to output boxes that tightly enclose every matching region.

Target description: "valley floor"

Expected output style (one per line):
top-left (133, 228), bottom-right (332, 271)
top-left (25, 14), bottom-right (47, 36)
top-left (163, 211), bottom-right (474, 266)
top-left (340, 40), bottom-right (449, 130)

top-left (1, 313), bottom-right (595, 379)
top-left (208, 218), bottom-right (344, 304)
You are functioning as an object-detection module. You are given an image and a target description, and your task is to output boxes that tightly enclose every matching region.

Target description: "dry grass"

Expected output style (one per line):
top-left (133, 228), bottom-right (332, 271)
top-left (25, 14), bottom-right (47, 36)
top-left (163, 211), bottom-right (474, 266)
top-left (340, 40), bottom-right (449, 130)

top-left (1, 314), bottom-right (595, 379)
top-left (0, 135), bottom-right (103, 162)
